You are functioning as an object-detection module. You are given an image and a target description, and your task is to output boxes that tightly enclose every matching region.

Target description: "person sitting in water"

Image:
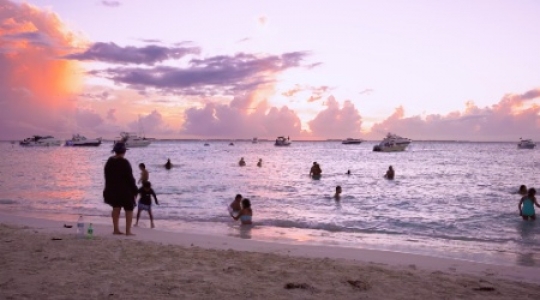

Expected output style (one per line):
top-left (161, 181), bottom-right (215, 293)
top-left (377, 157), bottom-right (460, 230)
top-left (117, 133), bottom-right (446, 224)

top-left (239, 157), bottom-right (246, 166)
top-left (384, 165), bottom-right (395, 180)
top-left (233, 199), bottom-right (253, 225)
top-left (519, 185), bottom-right (528, 197)
top-left (257, 158), bottom-right (262, 167)
top-left (309, 162), bottom-right (322, 179)
top-left (229, 194), bottom-right (242, 217)
top-left (519, 188), bottom-right (540, 221)
top-left (334, 185), bottom-right (342, 200)
top-left (164, 159), bottom-right (172, 170)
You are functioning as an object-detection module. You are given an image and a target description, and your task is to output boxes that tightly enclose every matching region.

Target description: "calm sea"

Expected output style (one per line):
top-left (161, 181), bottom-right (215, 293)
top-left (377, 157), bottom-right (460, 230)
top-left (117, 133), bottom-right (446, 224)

top-left (0, 140), bottom-right (539, 267)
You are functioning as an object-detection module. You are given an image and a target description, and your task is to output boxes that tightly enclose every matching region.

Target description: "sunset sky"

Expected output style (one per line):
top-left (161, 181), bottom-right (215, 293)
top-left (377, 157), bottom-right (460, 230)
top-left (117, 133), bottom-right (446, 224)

top-left (1, 0), bottom-right (540, 141)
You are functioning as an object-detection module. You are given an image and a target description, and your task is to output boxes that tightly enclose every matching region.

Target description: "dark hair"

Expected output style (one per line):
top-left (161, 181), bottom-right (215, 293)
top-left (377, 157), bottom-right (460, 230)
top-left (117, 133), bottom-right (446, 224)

top-left (235, 194), bottom-right (242, 200)
top-left (143, 181), bottom-right (152, 188)
top-left (528, 188), bottom-right (536, 197)
top-left (112, 142), bottom-right (127, 154)
top-left (336, 185), bottom-right (342, 191)
top-left (139, 163), bottom-right (146, 169)
top-left (241, 199), bottom-right (251, 209)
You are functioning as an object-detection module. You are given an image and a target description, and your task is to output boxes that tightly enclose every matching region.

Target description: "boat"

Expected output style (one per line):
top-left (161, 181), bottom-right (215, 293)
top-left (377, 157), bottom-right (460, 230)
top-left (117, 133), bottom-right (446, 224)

top-left (19, 135), bottom-right (62, 146)
top-left (115, 132), bottom-right (153, 147)
top-left (518, 138), bottom-right (535, 149)
top-left (252, 137), bottom-right (258, 144)
top-left (65, 134), bottom-right (102, 147)
top-left (274, 136), bottom-right (291, 146)
top-left (373, 133), bottom-right (411, 152)
top-left (342, 138), bottom-right (363, 145)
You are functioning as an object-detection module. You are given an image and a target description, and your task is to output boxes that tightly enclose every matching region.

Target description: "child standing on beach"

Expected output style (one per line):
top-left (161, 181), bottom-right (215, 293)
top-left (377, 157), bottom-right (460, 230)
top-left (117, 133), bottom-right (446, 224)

top-left (135, 181), bottom-right (159, 228)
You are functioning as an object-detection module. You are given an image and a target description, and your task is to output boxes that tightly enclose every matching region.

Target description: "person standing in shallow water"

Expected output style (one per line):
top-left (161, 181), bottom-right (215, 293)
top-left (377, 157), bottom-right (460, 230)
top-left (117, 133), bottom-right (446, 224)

top-left (519, 188), bottom-right (540, 221)
top-left (384, 166), bottom-right (395, 180)
top-left (103, 142), bottom-right (138, 235)
top-left (310, 162), bottom-right (322, 179)
top-left (164, 159), bottom-right (172, 170)
top-left (138, 163), bottom-right (149, 185)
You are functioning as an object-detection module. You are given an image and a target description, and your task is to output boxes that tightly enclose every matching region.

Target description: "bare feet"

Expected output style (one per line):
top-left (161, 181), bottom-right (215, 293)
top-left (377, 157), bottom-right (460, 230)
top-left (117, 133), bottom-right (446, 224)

top-left (126, 232), bottom-right (135, 236)
top-left (113, 231), bottom-right (124, 235)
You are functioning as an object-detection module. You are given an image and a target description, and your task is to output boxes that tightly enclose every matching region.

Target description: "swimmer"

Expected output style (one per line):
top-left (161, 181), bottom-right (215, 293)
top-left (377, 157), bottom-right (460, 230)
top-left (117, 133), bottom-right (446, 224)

top-left (257, 158), bottom-right (262, 167)
top-left (346, 170), bottom-right (351, 175)
top-left (334, 185), bottom-right (342, 200)
top-left (384, 165), bottom-right (395, 180)
top-left (164, 159), bottom-right (172, 170)
top-left (229, 194), bottom-right (242, 217)
top-left (519, 185), bottom-right (528, 197)
top-left (239, 157), bottom-right (246, 167)
top-left (233, 199), bottom-right (253, 225)
top-left (519, 188), bottom-right (540, 221)
top-left (309, 162), bottom-right (322, 179)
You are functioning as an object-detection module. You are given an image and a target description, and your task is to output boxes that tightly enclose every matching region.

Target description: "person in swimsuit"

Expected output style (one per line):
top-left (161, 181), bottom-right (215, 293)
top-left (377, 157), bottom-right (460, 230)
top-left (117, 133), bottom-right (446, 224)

top-left (334, 185), bottom-right (342, 200)
top-left (135, 181), bottom-right (159, 228)
top-left (229, 194), bottom-right (242, 218)
top-left (519, 185), bottom-right (528, 197)
top-left (233, 199), bottom-right (253, 225)
top-left (519, 188), bottom-right (539, 221)
top-left (138, 163), bottom-right (149, 185)
top-left (310, 162), bottom-right (322, 179)
top-left (239, 157), bottom-right (246, 167)
top-left (164, 159), bottom-right (172, 170)
top-left (384, 165), bottom-right (395, 180)
top-left (103, 142), bottom-right (138, 235)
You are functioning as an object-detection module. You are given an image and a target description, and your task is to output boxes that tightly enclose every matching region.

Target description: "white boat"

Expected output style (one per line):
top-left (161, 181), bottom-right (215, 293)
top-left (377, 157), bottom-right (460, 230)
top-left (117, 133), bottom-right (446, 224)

top-left (115, 132), bottom-right (153, 147)
top-left (274, 136), bottom-right (291, 146)
top-left (518, 138), bottom-right (535, 149)
top-left (342, 138), bottom-right (363, 145)
top-left (373, 133), bottom-right (411, 152)
top-left (252, 137), bottom-right (258, 144)
top-left (19, 135), bottom-right (62, 146)
top-left (65, 134), bottom-right (102, 147)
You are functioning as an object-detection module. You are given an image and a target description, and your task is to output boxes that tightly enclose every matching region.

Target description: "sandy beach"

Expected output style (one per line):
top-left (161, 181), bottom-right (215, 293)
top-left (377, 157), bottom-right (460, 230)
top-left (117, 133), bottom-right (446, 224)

top-left (0, 214), bottom-right (539, 299)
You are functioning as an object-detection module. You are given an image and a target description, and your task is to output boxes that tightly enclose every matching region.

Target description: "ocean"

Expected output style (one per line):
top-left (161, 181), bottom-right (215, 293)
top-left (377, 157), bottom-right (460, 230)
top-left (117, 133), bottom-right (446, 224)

top-left (1, 140), bottom-right (539, 267)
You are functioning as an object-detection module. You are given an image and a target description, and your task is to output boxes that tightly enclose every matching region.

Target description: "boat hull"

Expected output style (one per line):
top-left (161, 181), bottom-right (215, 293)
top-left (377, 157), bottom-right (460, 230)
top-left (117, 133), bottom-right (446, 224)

top-left (518, 144), bottom-right (535, 149)
top-left (373, 143), bottom-right (409, 152)
top-left (67, 142), bottom-right (102, 147)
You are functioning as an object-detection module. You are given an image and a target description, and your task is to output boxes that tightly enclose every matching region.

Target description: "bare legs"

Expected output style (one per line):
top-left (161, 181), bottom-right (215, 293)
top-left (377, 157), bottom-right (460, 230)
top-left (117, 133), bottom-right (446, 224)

top-left (112, 207), bottom-right (134, 235)
top-left (112, 207), bottom-right (123, 234)
top-left (135, 209), bottom-right (141, 227)
top-left (134, 209), bottom-right (155, 228)
top-left (149, 210), bottom-right (155, 228)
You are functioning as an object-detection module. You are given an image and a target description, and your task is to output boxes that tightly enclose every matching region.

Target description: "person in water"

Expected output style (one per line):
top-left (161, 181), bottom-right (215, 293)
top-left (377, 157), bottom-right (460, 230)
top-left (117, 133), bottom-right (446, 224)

top-left (233, 198), bottom-right (253, 225)
top-left (138, 163), bottom-right (149, 185)
top-left (229, 194), bottom-right (242, 217)
top-left (239, 157), bottom-right (246, 166)
top-left (519, 185), bottom-right (528, 197)
top-left (103, 142), bottom-right (138, 235)
top-left (334, 185), bottom-right (342, 200)
top-left (310, 162), bottom-right (322, 179)
top-left (384, 165), bottom-right (395, 180)
top-left (346, 170), bottom-right (351, 175)
top-left (135, 181), bottom-right (159, 228)
top-left (257, 158), bottom-right (262, 167)
top-left (519, 188), bottom-right (540, 221)
top-left (164, 159), bottom-right (172, 170)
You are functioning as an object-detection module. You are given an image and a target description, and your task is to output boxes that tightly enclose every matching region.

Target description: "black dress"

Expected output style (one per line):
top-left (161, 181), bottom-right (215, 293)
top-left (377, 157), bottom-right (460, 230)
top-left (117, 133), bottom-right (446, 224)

top-left (103, 156), bottom-right (138, 210)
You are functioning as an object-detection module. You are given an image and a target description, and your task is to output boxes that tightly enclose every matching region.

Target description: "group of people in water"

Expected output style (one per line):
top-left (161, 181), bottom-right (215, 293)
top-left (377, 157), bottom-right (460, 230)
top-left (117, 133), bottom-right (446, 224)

top-left (518, 185), bottom-right (540, 221)
top-left (238, 157), bottom-right (262, 167)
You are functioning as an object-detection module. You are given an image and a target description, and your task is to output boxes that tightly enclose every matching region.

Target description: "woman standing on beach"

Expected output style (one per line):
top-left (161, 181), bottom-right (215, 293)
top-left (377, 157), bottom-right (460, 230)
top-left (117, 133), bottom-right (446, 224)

top-left (103, 142), bottom-right (138, 235)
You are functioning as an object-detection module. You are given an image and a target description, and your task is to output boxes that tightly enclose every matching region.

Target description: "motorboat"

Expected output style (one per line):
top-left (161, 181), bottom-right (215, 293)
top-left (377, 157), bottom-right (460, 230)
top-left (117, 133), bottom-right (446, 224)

top-left (373, 133), bottom-right (411, 152)
top-left (252, 137), bottom-right (258, 144)
top-left (342, 138), bottom-right (363, 145)
top-left (518, 138), bottom-right (535, 149)
top-left (65, 134), bottom-right (102, 146)
top-left (115, 132), bottom-right (153, 147)
top-left (19, 135), bottom-right (62, 146)
top-left (275, 136), bottom-right (291, 146)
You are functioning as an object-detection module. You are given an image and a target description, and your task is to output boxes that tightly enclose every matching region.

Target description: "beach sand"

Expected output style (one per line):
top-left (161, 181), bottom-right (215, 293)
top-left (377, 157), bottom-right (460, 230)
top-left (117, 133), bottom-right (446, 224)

top-left (1, 214), bottom-right (539, 299)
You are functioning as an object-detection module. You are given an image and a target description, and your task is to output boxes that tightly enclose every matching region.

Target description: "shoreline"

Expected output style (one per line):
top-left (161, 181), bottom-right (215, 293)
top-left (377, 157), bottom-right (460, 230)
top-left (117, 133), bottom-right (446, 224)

top-left (1, 212), bottom-right (539, 285)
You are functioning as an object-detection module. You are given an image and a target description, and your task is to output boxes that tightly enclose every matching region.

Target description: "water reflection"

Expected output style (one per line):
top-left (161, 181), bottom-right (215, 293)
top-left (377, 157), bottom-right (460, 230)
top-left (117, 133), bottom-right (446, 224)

top-left (516, 221), bottom-right (539, 267)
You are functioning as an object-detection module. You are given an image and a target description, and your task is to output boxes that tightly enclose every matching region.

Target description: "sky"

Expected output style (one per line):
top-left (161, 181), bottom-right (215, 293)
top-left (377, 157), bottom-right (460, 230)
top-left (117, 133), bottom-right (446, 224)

top-left (1, 0), bottom-right (540, 141)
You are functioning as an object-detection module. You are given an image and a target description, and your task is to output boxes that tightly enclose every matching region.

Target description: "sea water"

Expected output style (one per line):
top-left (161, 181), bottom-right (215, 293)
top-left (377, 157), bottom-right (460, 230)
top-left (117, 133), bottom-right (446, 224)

top-left (0, 140), bottom-right (539, 267)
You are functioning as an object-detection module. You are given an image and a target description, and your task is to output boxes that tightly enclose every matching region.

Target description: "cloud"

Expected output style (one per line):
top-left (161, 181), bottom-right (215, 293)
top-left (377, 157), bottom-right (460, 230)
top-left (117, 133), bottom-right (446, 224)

top-left (0, 0), bottom-right (83, 139)
top-left (237, 37), bottom-right (251, 43)
top-left (181, 93), bottom-right (302, 138)
top-left (106, 108), bottom-right (116, 121)
top-left (366, 88), bottom-right (540, 141)
top-left (282, 85), bottom-right (330, 102)
top-left (66, 42), bottom-right (200, 65)
top-left (101, 1), bottom-right (121, 7)
top-left (78, 90), bottom-right (112, 101)
top-left (359, 88), bottom-right (373, 95)
top-left (258, 16), bottom-right (267, 26)
top-left (308, 96), bottom-right (363, 138)
top-left (94, 51), bottom-right (311, 95)
top-left (127, 110), bottom-right (174, 135)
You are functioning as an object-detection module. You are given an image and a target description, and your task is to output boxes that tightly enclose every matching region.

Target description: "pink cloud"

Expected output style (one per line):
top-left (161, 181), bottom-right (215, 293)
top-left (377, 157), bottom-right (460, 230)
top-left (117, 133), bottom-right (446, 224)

top-left (128, 110), bottom-right (174, 135)
top-left (308, 96), bottom-right (363, 138)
